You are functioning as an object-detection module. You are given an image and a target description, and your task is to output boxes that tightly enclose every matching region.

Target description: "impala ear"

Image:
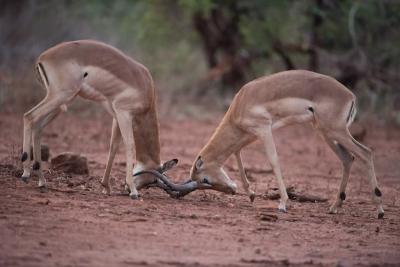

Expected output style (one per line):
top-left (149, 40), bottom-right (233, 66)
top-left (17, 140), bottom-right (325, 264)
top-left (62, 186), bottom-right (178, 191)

top-left (194, 156), bottom-right (204, 171)
top-left (160, 158), bottom-right (178, 173)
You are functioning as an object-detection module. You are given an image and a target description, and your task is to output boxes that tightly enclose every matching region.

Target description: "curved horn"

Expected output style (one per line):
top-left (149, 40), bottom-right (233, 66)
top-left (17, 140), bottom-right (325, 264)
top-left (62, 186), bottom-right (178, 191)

top-left (134, 170), bottom-right (199, 192)
top-left (158, 158), bottom-right (178, 173)
top-left (147, 179), bottom-right (182, 199)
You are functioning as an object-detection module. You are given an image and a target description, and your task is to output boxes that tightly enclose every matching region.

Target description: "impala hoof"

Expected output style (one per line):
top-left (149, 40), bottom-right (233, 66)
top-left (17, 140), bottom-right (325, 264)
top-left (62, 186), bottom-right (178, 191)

top-left (124, 184), bottom-right (131, 193)
top-left (101, 184), bottom-right (111, 195)
top-left (21, 176), bottom-right (30, 183)
top-left (129, 193), bottom-right (140, 200)
top-left (101, 188), bottom-right (111, 195)
top-left (249, 193), bottom-right (256, 203)
top-left (378, 212), bottom-right (384, 219)
top-left (278, 208), bottom-right (287, 213)
top-left (39, 186), bottom-right (47, 193)
top-left (278, 202), bottom-right (287, 213)
top-left (329, 206), bottom-right (338, 214)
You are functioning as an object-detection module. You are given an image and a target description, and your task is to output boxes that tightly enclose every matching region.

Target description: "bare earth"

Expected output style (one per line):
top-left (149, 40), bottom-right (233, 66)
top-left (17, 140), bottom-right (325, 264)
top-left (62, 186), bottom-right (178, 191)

top-left (0, 112), bottom-right (399, 267)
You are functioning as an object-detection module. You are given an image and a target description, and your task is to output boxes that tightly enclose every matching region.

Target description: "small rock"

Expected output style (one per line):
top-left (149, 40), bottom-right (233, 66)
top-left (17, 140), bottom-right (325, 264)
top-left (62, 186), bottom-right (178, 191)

top-left (50, 152), bottom-right (89, 174)
top-left (190, 214), bottom-right (198, 219)
top-left (375, 226), bottom-right (380, 233)
top-left (259, 213), bottom-right (278, 222)
top-left (255, 248), bottom-right (261, 254)
top-left (212, 214), bottom-right (221, 220)
top-left (37, 199), bottom-right (50, 205)
top-left (39, 241), bottom-right (47, 246)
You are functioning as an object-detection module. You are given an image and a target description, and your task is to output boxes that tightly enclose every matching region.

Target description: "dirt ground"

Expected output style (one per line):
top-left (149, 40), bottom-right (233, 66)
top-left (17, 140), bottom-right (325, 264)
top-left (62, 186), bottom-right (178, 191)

top-left (0, 112), bottom-right (399, 267)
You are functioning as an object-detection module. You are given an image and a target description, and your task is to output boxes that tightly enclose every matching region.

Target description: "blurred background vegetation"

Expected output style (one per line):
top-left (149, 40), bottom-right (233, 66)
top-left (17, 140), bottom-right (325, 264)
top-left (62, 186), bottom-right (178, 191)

top-left (0, 0), bottom-right (399, 123)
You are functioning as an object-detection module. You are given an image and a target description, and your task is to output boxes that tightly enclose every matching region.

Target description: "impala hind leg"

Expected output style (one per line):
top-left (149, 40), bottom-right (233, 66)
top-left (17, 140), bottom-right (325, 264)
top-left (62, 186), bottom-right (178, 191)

top-left (101, 118), bottom-right (121, 195)
top-left (331, 130), bottom-right (384, 218)
top-left (321, 134), bottom-right (354, 214)
top-left (32, 107), bottom-right (63, 189)
top-left (22, 96), bottom-right (68, 183)
top-left (234, 151), bottom-right (256, 202)
top-left (115, 110), bottom-right (139, 199)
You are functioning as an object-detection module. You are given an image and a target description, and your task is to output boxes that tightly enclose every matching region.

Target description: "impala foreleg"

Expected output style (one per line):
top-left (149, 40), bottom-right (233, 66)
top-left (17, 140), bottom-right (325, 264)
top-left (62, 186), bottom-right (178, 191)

top-left (115, 110), bottom-right (139, 199)
top-left (253, 124), bottom-right (288, 212)
top-left (101, 118), bottom-right (121, 195)
top-left (234, 151), bottom-right (255, 202)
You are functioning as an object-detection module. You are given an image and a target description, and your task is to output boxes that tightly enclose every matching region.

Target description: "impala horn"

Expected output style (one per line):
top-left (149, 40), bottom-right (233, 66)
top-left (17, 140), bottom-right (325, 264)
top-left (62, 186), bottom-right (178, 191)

top-left (134, 169), bottom-right (200, 194)
top-left (134, 158), bottom-right (210, 198)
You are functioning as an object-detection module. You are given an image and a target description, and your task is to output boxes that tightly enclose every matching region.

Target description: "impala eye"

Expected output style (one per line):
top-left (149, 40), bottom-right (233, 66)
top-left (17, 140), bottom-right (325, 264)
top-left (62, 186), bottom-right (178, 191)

top-left (202, 177), bottom-right (210, 184)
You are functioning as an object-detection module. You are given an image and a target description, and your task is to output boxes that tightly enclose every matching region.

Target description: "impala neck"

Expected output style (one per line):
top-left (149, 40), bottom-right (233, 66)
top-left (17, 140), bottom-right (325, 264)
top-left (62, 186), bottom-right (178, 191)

top-left (199, 119), bottom-right (250, 166)
top-left (133, 104), bottom-right (161, 170)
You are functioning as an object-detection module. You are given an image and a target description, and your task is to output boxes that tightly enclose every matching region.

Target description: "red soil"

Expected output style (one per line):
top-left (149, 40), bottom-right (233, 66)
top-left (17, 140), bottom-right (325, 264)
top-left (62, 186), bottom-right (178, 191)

top-left (0, 112), bottom-right (399, 266)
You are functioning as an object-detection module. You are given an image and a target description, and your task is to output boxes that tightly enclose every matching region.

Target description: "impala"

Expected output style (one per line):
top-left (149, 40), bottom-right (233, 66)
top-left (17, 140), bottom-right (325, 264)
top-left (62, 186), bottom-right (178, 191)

top-left (155, 70), bottom-right (384, 218)
top-left (21, 40), bottom-right (207, 198)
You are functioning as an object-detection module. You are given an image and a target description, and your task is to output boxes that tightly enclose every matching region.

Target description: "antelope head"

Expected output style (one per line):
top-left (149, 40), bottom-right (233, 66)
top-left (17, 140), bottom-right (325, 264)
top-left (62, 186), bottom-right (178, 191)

top-left (189, 156), bottom-right (237, 195)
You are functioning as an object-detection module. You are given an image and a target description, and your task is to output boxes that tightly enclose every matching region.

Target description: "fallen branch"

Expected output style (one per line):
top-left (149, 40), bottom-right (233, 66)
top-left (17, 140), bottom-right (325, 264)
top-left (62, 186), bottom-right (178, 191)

top-left (263, 186), bottom-right (328, 203)
top-left (225, 165), bottom-right (273, 175)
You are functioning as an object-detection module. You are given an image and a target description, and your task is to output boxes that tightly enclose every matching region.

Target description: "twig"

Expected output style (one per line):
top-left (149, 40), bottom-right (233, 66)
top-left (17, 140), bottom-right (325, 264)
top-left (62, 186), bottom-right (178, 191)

top-left (263, 186), bottom-right (328, 203)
